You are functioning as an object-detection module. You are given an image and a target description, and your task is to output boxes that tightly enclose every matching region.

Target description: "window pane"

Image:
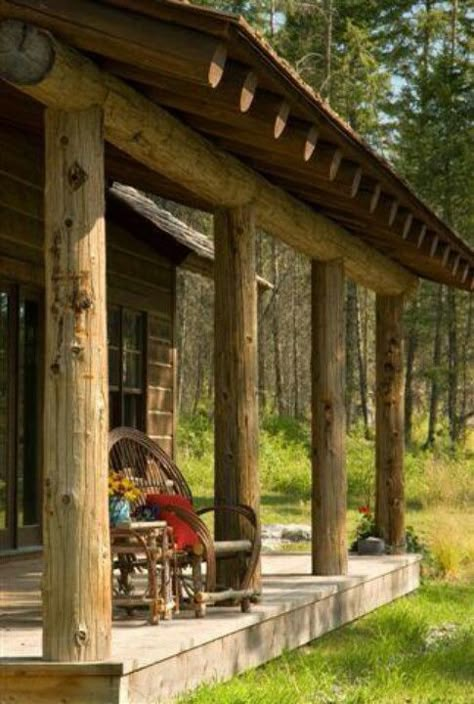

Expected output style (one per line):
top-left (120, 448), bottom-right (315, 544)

top-left (0, 292), bottom-right (8, 530)
top-left (123, 310), bottom-right (143, 352)
top-left (17, 299), bottom-right (40, 527)
top-left (109, 391), bottom-right (121, 430)
top-left (123, 393), bottom-right (144, 431)
top-left (124, 351), bottom-right (142, 390)
top-left (108, 347), bottom-right (120, 388)
top-left (107, 306), bottom-right (120, 347)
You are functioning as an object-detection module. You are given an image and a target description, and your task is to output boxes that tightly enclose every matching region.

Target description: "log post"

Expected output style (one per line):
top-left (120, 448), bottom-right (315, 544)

top-left (43, 107), bottom-right (111, 661)
top-left (214, 205), bottom-right (260, 592)
top-left (311, 260), bottom-right (348, 575)
top-left (375, 295), bottom-right (406, 553)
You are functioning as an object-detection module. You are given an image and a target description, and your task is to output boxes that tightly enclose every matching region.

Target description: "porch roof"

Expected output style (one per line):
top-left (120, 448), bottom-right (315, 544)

top-left (108, 183), bottom-right (272, 286)
top-left (108, 183), bottom-right (213, 276)
top-left (0, 0), bottom-right (472, 291)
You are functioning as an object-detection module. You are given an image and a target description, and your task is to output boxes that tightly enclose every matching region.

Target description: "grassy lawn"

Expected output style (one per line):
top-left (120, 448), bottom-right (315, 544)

top-left (176, 413), bottom-right (474, 703)
top-left (180, 582), bottom-right (474, 704)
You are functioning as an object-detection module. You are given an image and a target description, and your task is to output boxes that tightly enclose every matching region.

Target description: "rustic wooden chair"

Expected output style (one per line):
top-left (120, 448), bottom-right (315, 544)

top-left (108, 426), bottom-right (261, 616)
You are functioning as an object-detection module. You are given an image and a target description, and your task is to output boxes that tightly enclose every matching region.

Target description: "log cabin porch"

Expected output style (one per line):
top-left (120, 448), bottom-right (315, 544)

top-left (1, 553), bottom-right (420, 703)
top-left (0, 0), bottom-right (473, 702)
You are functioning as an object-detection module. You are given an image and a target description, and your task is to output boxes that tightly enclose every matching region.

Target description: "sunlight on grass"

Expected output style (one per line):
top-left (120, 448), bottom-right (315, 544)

top-left (177, 414), bottom-right (474, 578)
top-left (180, 583), bottom-right (474, 704)
top-left (176, 413), bottom-right (474, 703)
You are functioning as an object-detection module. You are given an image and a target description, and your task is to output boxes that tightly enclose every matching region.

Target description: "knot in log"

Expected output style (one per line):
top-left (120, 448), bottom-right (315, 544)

top-left (67, 161), bottom-right (88, 191)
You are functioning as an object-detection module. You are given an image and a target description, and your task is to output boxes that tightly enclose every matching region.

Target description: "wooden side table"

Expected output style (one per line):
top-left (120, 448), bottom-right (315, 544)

top-left (110, 521), bottom-right (175, 625)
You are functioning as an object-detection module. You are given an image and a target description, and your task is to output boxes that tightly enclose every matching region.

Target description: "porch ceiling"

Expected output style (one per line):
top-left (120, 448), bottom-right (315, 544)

top-left (0, 0), bottom-right (472, 291)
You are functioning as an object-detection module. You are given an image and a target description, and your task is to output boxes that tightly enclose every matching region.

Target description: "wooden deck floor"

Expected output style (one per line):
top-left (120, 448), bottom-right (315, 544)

top-left (1, 553), bottom-right (420, 703)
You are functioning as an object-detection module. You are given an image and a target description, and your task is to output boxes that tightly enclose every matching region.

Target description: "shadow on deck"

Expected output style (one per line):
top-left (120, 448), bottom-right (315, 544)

top-left (0, 553), bottom-right (420, 704)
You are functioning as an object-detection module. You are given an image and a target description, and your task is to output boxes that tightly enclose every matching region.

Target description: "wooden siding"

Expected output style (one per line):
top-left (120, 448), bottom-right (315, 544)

top-left (0, 127), bottom-right (177, 457)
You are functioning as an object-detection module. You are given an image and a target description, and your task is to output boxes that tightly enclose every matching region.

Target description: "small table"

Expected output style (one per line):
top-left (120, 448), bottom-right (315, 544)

top-left (110, 521), bottom-right (175, 625)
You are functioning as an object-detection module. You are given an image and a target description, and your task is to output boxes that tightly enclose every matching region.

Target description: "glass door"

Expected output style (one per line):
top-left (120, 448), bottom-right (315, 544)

top-left (16, 291), bottom-right (42, 546)
top-left (0, 287), bottom-right (15, 549)
top-left (0, 284), bottom-right (42, 551)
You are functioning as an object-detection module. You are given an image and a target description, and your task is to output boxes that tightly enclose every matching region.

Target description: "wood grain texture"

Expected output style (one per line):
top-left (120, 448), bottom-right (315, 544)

top-left (311, 260), bottom-right (347, 575)
top-left (0, 0), bottom-right (227, 87)
top-left (214, 205), bottom-right (260, 591)
top-left (0, 21), bottom-right (416, 294)
top-left (375, 294), bottom-right (405, 553)
top-left (43, 107), bottom-right (111, 661)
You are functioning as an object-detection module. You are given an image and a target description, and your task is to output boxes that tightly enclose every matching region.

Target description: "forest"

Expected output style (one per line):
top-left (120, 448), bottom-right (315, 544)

top-left (162, 0), bottom-right (473, 451)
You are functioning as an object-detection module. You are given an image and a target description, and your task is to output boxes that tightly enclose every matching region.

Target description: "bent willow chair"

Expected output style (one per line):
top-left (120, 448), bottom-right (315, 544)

top-left (108, 426), bottom-right (261, 616)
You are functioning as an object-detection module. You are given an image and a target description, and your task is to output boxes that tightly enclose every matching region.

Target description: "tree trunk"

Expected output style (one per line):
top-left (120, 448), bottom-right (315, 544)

top-left (43, 107), bottom-right (111, 661)
top-left (459, 294), bottom-right (473, 441)
top-left (356, 287), bottom-right (370, 439)
top-left (271, 239), bottom-right (285, 415)
top-left (345, 280), bottom-right (358, 431)
top-left (192, 282), bottom-right (205, 415)
top-left (447, 287), bottom-right (458, 444)
top-left (257, 232), bottom-right (267, 414)
top-left (214, 204), bottom-right (260, 591)
top-left (311, 259), bottom-right (347, 576)
top-left (375, 295), bottom-right (405, 554)
top-left (425, 286), bottom-right (444, 448)
top-left (177, 271), bottom-right (187, 416)
top-left (404, 294), bottom-right (419, 447)
top-left (292, 256), bottom-right (300, 417)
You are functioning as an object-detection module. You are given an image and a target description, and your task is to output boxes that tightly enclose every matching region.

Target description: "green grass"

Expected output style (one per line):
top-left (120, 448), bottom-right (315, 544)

top-left (180, 582), bottom-right (474, 704)
top-left (178, 412), bottom-right (474, 514)
top-left (176, 412), bottom-right (474, 702)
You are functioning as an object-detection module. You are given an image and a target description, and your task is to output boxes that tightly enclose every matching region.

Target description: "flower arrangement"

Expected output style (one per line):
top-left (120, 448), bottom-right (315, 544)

top-left (108, 471), bottom-right (142, 503)
top-left (355, 505), bottom-right (377, 541)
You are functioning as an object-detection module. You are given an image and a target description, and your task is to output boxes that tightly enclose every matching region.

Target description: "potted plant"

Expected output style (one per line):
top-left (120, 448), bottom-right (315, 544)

top-left (108, 471), bottom-right (142, 526)
top-left (353, 505), bottom-right (385, 555)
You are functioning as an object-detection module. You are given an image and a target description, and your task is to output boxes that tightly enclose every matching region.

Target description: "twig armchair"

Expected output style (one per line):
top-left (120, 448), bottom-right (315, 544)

top-left (108, 426), bottom-right (261, 616)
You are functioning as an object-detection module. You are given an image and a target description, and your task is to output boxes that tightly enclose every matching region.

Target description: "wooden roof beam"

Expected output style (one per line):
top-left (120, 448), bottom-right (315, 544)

top-left (104, 59), bottom-right (259, 113)
top-left (461, 262), bottom-right (470, 284)
top-left (0, 0), bottom-right (228, 87)
top-left (417, 224), bottom-right (427, 249)
top-left (0, 20), bottom-right (417, 295)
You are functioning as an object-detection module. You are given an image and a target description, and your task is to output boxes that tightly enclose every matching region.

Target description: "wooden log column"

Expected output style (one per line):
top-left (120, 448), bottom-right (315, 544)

top-left (43, 107), bottom-right (111, 661)
top-left (311, 260), bottom-right (348, 575)
top-left (214, 205), bottom-right (260, 592)
top-left (375, 295), bottom-right (406, 553)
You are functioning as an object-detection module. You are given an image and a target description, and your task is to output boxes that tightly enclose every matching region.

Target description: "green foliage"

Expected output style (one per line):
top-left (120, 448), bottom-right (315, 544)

top-left (178, 414), bottom-right (474, 511)
top-left (180, 582), bottom-right (474, 703)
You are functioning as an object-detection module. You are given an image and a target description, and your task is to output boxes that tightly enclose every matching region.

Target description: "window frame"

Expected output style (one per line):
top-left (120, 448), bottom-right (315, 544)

top-left (108, 304), bottom-right (147, 431)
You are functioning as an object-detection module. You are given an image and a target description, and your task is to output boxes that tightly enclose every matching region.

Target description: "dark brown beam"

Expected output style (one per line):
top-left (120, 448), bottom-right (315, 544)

top-left (0, 0), bottom-right (228, 86)
top-left (105, 59), bottom-right (258, 112)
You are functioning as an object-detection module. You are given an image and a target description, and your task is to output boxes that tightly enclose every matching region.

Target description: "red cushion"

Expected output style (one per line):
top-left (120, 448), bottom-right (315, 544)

top-left (146, 494), bottom-right (200, 551)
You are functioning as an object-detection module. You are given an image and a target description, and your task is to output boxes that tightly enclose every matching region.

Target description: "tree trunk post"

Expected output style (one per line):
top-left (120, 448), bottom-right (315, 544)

top-left (375, 294), bottom-right (406, 553)
top-left (43, 107), bottom-right (111, 661)
top-left (214, 205), bottom-right (260, 592)
top-left (311, 259), bottom-right (348, 575)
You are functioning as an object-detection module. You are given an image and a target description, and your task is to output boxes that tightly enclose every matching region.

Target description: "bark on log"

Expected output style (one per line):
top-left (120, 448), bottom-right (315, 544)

top-left (43, 106), bottom-right (111, 661)
top-left (311, 260), bottom-right (348, 575)
top-left (375, 294), bottom-right (405, 553)
top-left (214, 205), bottom-right (260, 592)
top-left (0, 19), bottom-right (417, 295)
